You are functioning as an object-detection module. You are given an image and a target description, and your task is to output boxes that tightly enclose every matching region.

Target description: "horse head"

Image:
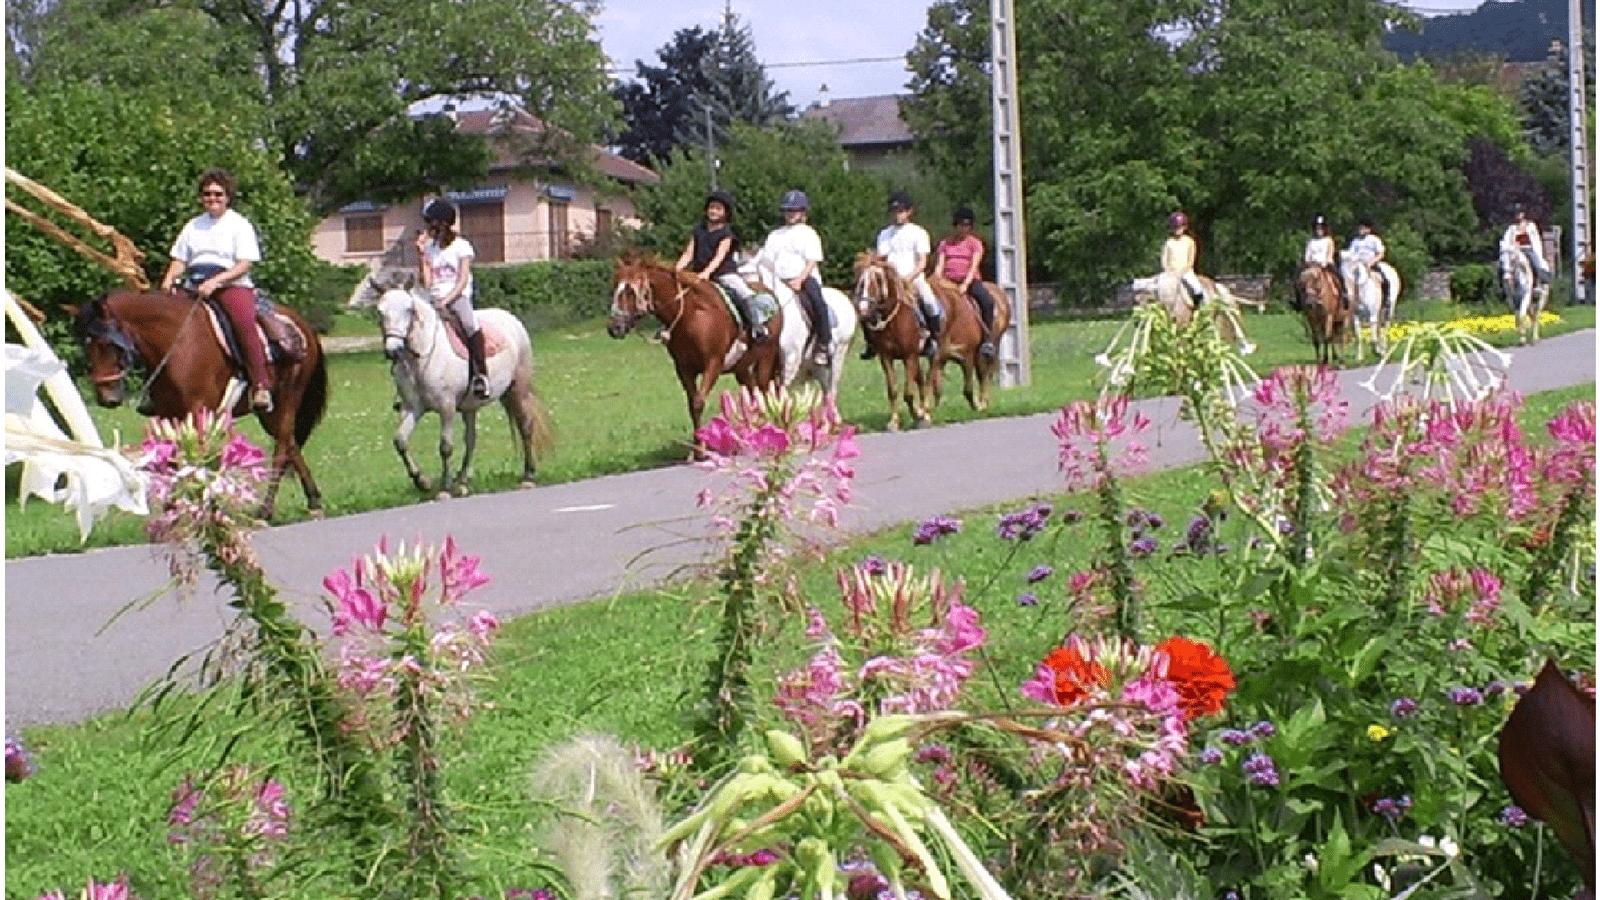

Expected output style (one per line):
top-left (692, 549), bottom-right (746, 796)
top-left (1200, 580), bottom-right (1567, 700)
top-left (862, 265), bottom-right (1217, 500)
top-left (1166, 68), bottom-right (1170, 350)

top-left (71, 294), bottom-right (141, 407)
top-left (376, 288), bottom-right (422, 361)
top-left (607, 259), bottom-right (656, 339)
top-left (852, 252), bottom-right (902, 322)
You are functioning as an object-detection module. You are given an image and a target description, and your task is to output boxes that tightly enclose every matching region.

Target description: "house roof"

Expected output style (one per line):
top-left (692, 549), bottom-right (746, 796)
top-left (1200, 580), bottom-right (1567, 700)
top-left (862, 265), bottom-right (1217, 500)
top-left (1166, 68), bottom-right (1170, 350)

top-left (799, 95), bottom-right (914, 148)
top-left (451, 107), bottom-right (659, 185)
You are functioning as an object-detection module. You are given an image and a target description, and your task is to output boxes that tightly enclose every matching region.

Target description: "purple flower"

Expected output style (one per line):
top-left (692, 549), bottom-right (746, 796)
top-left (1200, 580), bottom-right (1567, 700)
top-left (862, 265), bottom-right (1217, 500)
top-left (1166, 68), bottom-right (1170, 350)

top-left (6, 736), bottom-right (34, 782)
top-left (1016, 592), bottom-right (1039, 607)
top-left (1499, 805), bottom-right (1530, 827)
top-left (1249, 720), bottom-right (1277, 739)
top-left (1447, 686), bottom-right (1484, 707)
top-left (1483, 680), bottom-right (1509, 698)
top-left (1242, 751), bottom-right (1279, 787)
top-left (1026, 564), bottom-right (1054, 584)
top-left (913, 515), bottom-right (962, 545)
top-left (1390, 697), bottom-right (1419, 719)
top-left (1219, 728), bottom-right (1254, 746)
top-left (1370, 794), bottom-right (1412, 822)
top-left (996, 503), bottom-right (1052, 541)
top-left (859, 554), bottom-right (889, 576)
top-left (1198, 746), bottom-right (1224, 765)
top-left (1128, 536), bottom-right (1159, 558)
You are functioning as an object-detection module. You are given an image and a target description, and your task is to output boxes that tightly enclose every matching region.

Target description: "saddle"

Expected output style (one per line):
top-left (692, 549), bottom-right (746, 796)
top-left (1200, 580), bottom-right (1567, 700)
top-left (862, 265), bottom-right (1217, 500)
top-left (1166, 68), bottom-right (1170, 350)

top-left (180, 265), bottom-right (305, 365)
top-left (438, 318), bottom-right (508, 360)
top-left (715, 283), bottom-right (777, 330)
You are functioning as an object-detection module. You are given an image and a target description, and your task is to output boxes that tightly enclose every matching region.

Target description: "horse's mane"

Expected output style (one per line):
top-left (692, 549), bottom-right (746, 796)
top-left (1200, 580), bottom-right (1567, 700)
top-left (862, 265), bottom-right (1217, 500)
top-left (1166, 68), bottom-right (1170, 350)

top-left (853, 251), bottom-right (911, 306)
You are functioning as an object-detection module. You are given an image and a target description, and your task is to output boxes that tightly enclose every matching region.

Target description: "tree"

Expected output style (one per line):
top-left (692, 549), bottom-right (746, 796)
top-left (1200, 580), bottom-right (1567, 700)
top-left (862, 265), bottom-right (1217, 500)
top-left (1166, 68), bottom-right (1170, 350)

top-left (6, 80), bottom-right (321, 327)
top-left (1519, 35), bottom-right (1595, 155)
top-left (904, 0), bottom-right (1528, 302)
top-left (630, 121), bottom-right (886, 288)
top-left (10, 0), bottom-right (616, 214)
top-left (611, 10), bottom-right (792, 167)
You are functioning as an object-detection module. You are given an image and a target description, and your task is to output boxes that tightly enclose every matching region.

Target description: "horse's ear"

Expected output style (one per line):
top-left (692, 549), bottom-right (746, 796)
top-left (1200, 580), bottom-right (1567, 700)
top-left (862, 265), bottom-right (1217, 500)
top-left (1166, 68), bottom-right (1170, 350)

top-left (61, 304), bottom-right (79, 319)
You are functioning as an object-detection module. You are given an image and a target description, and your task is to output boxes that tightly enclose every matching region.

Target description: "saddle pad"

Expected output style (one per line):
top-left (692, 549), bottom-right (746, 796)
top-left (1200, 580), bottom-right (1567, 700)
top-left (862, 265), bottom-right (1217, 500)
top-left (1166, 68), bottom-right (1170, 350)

top-left (442, 321), bottom-right (509, 359)
top-left (202, 304), bottom-right (302, 365)
top-left (721, 287), bottom-right (777, 326)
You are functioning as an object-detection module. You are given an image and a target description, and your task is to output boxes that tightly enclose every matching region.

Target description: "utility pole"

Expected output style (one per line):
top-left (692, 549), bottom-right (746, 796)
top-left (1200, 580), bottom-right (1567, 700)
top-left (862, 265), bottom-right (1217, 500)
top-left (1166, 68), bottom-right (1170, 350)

top-left (1568, 0), bottom-right (1590, 303)
top-left (990, 0), bottom-right (1030, 386)
top-left (705, 103), bottom-right (718, 191)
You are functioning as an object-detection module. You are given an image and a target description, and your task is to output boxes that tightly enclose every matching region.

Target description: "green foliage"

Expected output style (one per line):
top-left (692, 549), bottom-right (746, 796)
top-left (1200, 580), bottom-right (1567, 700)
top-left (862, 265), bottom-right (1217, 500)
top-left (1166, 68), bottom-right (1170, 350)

top-left (904, 0), bottom-right (1529, 296)
top-left (472, 259), bottom-right (615, 330)
top-left (631, 122), bottom-right (889, 287)
top-left (5, 80), bottom-right (320, 328)
top-left (1450, 263), bottom-right (1499, 307)
top-left (14, 0), bottom-right (615, 214)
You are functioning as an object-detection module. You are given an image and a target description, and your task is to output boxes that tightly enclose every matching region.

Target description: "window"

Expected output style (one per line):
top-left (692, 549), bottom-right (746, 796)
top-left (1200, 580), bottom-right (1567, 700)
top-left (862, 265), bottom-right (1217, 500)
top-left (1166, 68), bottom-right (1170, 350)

top-left (547, 202), bottom-right (570, 259)
top-left (345, 214), bottom-right (383, 254)
top-left (595, 208), bottom-right (613, 239)
top-left (459, 202), bottom-right (505, 264)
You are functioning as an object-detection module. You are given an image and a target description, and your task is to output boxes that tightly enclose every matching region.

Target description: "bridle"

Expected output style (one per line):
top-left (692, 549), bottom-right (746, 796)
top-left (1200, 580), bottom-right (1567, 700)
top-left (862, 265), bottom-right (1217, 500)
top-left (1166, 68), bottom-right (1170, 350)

top-left (855, 264), bottom-right (906, 332)
top-left (614, 270), bottom-right (690, 335)
top-left (382, 293), bottom-right (437, 361)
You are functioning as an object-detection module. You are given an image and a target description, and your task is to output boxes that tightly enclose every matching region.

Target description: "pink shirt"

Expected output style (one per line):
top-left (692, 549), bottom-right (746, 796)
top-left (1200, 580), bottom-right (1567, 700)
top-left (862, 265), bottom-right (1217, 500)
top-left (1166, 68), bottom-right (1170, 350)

top-left (938, 235), bottom-right (983, 282)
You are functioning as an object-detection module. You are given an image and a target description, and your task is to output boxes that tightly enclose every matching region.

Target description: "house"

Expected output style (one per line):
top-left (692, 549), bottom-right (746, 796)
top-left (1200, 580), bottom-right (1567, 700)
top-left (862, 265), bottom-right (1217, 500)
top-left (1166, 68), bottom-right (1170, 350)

top-left (798, 90), bottom-right (916, 173)
top-left (312, 106), bottom-right (659, 268)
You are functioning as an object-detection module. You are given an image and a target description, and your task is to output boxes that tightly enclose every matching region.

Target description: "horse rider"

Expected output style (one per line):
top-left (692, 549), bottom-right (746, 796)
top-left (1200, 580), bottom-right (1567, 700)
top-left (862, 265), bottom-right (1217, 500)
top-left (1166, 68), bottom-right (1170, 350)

top-left (934, 205), bottom-right (997, 359)
top-left (160, 169), bottom-right (283, 414)
top-left (872, 190), bottom-right (942, 360)
top-left (415, 198), bottom-right (489, 398)
top-left (1500, 203), bottom-right (1553, 290)
top-left (1303, 213), bottom-right (1348, 310)
top-left (755, 190), bottom-right (832, 368)
top-left (1162, 211), bottom-right (1207, 307)
top-left (1346, 217), bottom-right (1391, 301)
top-left (675, 190), bottom-right (765, 343)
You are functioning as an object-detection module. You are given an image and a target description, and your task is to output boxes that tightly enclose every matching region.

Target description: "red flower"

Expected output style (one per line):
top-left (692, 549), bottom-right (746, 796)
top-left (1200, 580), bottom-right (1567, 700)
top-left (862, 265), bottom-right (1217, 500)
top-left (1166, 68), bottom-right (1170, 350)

top-left (1034, 641), bottom-right (1110, 706)
top-left (1156, 636), bottom-right (1235, 720)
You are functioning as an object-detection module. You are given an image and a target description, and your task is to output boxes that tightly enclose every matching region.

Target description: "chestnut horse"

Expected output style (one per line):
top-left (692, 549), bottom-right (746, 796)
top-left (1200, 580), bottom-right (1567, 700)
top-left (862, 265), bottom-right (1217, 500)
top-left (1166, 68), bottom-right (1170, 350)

top-left (71, 289), bottom-right (328, 517)
top-left (1295, 263), bottom-right (1349, 365)
top-left (852, 251), bottom-right (931, 430)
top-left (925, 273), bottom-right (1011, 415)
top-left (607, 256), bottom-right (782, 446)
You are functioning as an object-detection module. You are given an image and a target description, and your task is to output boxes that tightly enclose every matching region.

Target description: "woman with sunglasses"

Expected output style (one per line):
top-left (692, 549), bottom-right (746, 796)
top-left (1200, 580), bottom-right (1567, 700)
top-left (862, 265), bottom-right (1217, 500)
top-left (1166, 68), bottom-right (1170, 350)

top-left (159, 169), bottom-right (275, 413)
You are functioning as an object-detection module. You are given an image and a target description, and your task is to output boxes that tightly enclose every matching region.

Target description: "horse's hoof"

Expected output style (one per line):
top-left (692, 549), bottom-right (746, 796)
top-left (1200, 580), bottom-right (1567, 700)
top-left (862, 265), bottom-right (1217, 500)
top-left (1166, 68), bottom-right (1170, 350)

top-left (518, 479), bottom-right (536, 489)
top-left (308, 509), bottom-right (326, 521)
top-left (914, 417), bottom-right (931, 430)
top-left (453, 484), bottom-right (470, 498)
top-left (887, 420), bottom-right (901, 433)
top-left (413, 478), bottom-right (433, 493)
top-left (434, 490), bottom-right (452, 502)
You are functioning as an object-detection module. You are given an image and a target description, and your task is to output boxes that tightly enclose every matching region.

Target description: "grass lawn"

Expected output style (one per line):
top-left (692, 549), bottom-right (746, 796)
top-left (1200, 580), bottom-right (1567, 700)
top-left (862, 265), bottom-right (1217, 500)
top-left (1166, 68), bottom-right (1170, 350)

top-left (6, 300), bottom-right (1593, 558)
top-left (4, 381), bottom-right (1591, 899)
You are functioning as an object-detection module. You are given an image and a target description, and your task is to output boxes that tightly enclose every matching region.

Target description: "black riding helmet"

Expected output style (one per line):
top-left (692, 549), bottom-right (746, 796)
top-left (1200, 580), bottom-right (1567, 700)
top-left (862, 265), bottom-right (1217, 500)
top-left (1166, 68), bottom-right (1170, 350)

top-left (1312, 213), bottom-right (1328, 231)
top-left (888, 190), bottom-right (914, 211)
top-left (423, 198), bottom-right (457, 226)
top-left (952, 205), bottom-right (976, 225)
top-left (706, 190), bottom-right (736, 221)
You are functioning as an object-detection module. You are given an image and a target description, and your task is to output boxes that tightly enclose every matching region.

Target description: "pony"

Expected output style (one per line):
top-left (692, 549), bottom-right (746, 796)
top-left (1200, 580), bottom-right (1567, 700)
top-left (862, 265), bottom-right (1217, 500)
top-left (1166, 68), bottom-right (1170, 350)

top-left (1295, 263), bottom-right (1350, 365)
top-left (375, 286), bottom-right (550, 498)
top-left (607, 255), bottom-right (783, 447)
top-left (1340, 252), bottom-right (1402, 360)
top-left (852, 251), bottom-right (933, 430)
top-left (926, 273), bottom-right (1010, 414)
top-left (1499, 243), bottom-right (1548, 345)
top-left (70, 288), bottom-right (328, 518)
top-left (758, 265), bottom-right (858, 401)
top-left (1144, 274), bottom-right (1258, 354)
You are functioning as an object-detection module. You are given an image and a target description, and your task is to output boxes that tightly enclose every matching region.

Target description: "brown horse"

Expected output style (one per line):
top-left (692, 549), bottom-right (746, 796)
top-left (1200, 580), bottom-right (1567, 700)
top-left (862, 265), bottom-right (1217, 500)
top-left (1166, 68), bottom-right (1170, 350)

top-left (1295, 263), bottom-right (1349, 365)
top-left (852, 251), bottom-right (931, 430)
top-left (70, 289), bottom-right (328, 518)
top-left (926, 273), bottom-right (1011, 414)
top-left (607, 255), bottom-right (783, 447)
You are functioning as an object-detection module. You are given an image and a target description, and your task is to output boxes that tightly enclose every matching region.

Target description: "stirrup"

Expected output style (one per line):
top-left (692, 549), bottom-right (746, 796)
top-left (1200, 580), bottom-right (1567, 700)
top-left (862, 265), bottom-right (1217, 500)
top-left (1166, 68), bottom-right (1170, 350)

top-left (470, 374), bottom-right (490, 398)
top-left (922, 337), bottom-right (938, 359)
top-left (749, 324), bottom-right (768, 343)
top-left (251, 386), bottom-right (274, 414)
top-left (979, 341), bottom-right (996, 359)
top-left (811, 348), bottom-right (832, 368)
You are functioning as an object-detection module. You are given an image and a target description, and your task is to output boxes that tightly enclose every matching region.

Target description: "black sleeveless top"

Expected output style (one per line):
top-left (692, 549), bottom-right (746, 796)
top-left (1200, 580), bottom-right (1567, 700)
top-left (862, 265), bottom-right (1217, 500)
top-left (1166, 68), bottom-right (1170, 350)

top-left (690, 224), bottom-right (738, 278)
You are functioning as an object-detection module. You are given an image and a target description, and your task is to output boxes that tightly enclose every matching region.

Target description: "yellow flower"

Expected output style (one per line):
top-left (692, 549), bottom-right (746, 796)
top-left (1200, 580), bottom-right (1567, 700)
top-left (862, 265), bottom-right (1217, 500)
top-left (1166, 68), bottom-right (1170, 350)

top-left (1367, 724), bottom-right (1391, 742)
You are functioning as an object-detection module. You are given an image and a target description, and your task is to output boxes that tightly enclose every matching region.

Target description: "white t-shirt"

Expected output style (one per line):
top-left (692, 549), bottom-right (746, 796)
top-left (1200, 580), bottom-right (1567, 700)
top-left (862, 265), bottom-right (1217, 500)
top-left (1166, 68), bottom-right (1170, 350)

top-left (758, 223), bottom-right (824, 282)
top-left (169, 208), bottom-right (261, 287)
top-left (425, 236), bottom-right (476, 302)
top-left (875, 222), bottom-right (931, 278)
top-left (1304, 236), bottom-right (1337, 266)
top-left (1347, 233), bottom-right (1385, 265)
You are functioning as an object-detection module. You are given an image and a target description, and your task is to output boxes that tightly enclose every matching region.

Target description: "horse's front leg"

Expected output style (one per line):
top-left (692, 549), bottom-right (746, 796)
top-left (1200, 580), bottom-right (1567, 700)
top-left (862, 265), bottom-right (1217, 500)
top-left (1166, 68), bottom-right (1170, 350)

top-left (435, 408), bottom-right (457, 501)
top-left (452, 409), bottom-right (478, 497)
top-left (677, 358), bottom-right (712, 458)
top-left (879, 355), bottom-right (902, 431)
top-left (394, 406), bottom-right (432, 493)
top-left (906, 355), bottom-right (931, 427)
top-left (257, 439), bottom-right (291, 521)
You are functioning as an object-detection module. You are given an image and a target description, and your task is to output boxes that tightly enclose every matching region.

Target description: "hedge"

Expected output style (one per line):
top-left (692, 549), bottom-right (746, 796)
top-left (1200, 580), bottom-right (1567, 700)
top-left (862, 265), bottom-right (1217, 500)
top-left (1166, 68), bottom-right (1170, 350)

top-left (1450, 263), bottom-right (1498, 308)
top-left (472, 259), bottom-right (615, 330)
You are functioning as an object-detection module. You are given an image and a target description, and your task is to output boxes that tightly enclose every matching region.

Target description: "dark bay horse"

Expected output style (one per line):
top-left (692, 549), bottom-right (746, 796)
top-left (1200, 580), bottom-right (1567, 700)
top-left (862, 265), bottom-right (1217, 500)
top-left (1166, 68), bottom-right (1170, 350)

top-left (1295, 263), bottom-right (1349, 365)
top-left (852, 251), bottom-right (931, 430)
top-left (71, 289), bottom-right (328, 518)
top-left (607, 256), bottom-right (783, 448)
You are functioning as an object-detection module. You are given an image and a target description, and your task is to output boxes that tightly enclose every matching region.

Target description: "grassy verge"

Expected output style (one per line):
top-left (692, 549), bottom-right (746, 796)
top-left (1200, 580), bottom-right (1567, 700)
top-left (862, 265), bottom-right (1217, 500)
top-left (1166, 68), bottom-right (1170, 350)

top-left (7, 301), bottom-right (1592, 557)
top-left (5, 382), bottom-right (1591, 899)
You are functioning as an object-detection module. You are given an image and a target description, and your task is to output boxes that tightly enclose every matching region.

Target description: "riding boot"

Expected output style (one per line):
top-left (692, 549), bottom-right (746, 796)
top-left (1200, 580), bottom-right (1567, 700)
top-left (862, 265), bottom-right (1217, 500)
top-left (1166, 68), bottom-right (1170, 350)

top-left (860, 341), bottom-right (877, 360)
top-left (803, 281), bottom-right (832, 367)
top-left (922, 312), bottom-right (943, 359)
top-left (257, 310), bottom-right (302, 361)
top-left (730, 293), bottom-right (767, 343)
top-left (973, 287), bottom-right (997, 359)
top-left (466, 330), bottom-right (490, 398)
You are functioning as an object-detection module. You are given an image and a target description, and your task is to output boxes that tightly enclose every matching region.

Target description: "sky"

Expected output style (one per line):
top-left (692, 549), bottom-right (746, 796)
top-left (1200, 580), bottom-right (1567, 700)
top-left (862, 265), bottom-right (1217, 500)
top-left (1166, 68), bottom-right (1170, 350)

top-left (592, 0), bottom-right (1498, 106)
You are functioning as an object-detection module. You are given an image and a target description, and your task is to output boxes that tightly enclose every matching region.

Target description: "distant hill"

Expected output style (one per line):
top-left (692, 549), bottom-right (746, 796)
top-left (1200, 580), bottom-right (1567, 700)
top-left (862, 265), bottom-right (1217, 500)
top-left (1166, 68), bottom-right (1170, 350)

top-left (1384, 0), bottom-right (1567, 62)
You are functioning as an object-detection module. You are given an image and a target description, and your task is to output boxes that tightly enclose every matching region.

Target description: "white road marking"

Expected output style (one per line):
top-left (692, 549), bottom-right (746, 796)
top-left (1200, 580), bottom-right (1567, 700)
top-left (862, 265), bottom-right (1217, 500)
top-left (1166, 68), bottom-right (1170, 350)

top-left (553, 503), bottom-right (617, 513)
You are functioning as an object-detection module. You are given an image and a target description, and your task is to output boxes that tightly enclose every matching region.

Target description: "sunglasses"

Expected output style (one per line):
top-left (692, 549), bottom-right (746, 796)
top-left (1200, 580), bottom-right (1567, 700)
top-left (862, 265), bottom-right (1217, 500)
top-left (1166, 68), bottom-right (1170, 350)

top-left (200, 190), bottom-right (228, 198)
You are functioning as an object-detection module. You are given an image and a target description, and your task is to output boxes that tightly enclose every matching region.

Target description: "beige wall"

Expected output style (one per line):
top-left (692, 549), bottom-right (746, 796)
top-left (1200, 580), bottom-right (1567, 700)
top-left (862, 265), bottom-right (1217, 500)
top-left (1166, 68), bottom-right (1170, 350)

top-left (312, 178), bottom-right (641, 267)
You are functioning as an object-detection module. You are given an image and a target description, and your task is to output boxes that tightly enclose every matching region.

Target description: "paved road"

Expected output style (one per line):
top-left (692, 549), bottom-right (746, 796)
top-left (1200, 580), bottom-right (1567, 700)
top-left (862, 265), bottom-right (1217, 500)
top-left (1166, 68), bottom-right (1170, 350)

top-left (7, 330), bottom-right (1595, 729)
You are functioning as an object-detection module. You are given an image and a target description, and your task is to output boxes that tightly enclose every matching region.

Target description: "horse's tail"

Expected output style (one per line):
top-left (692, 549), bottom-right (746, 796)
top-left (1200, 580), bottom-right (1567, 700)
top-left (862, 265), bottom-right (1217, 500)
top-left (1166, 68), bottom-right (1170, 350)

top-left (296, 349), bottom-right (329, 448)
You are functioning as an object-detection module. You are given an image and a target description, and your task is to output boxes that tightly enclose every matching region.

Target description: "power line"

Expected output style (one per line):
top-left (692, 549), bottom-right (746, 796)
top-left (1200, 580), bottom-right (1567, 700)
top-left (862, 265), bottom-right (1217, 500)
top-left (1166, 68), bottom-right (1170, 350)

top-left (606, 54), bottom-right (904, 77)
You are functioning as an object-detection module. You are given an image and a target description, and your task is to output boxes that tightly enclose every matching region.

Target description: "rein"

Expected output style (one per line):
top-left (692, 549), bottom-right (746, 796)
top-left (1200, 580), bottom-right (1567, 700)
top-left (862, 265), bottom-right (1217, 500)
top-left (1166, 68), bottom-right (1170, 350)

top-left (385, 295), bottom-right (438, 361)
top-left (858, 266), bottom-right (907, 332)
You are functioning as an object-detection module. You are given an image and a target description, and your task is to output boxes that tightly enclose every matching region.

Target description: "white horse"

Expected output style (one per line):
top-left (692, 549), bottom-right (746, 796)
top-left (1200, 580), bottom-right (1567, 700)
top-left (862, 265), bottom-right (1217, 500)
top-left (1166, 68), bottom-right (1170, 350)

top-left (1500, 242), bottom-right (1548, 344)
top-left (748, 262), bottom-right (858, 399)
top-left (1141, 273), bottom-right (1258, 355)
top-left (1340, 252), bottom-right (1401, 361)
top-left (375, 286), bottom-right (549, 498)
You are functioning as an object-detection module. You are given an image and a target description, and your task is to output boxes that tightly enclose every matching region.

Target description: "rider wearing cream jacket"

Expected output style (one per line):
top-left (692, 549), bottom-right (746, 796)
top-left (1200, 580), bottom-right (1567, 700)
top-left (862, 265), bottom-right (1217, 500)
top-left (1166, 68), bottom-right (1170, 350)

top-left (1500, 204), bottom-right (1553, 288)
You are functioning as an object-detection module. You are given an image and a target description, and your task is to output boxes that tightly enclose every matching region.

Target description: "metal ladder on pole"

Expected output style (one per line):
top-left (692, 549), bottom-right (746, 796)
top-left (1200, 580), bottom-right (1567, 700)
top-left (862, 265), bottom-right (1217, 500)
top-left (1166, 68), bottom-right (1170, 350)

top-left (1569, 0), bottom-right (1590, 303)
top-left (990, 0), bottom-right (1031, 386)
